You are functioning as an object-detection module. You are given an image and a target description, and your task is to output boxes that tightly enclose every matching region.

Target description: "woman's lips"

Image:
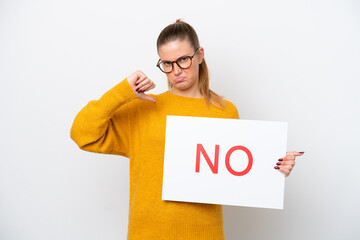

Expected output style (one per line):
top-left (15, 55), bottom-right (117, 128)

top-left (174, 77), bottom-right (185, 83)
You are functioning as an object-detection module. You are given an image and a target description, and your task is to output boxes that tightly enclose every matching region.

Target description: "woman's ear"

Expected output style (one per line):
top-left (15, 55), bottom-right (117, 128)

top-left (198, 47), bottom-right (204, 64)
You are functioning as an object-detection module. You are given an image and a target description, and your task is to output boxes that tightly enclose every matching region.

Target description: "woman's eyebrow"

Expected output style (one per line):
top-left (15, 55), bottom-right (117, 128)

top-left (161, 54), bottom-right (191, 62)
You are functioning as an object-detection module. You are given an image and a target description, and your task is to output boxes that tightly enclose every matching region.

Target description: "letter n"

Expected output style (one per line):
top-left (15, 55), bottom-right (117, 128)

top-left (195, 144), bottom-right (219, 174)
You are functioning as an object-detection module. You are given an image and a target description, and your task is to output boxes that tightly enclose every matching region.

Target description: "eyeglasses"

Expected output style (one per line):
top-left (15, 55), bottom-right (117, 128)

top-left (156, 48), bottom-right (199, 73)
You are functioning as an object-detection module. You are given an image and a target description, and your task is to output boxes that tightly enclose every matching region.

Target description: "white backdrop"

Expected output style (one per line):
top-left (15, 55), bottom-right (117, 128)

top-left (1, 0), bottom-right (359, 239)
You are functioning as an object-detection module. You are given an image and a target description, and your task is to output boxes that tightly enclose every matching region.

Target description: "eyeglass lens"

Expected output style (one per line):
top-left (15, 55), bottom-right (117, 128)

top-left (160, 57), bottom-right (192, 73)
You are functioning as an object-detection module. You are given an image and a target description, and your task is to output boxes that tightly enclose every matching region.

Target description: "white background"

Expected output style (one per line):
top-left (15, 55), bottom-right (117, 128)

top-left (0, 0), bottom-right (359, 239)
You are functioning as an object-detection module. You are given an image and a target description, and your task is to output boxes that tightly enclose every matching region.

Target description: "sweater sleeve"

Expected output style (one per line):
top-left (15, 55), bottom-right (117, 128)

top-left (224, 100), bottom-right (240, 119)
top-left (70, 79), bottom-right (138, 157)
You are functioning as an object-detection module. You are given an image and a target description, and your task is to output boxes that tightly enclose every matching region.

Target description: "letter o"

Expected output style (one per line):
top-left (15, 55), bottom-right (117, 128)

top-left (225, 146), bottom-right (253, 176)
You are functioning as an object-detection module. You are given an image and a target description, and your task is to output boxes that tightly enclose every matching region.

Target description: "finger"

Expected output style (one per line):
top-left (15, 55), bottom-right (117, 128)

top-left (137, 78), bottom-right (156, 91)
top-left (141, 84), bottom-right (156, 92)
top-left (274, 165), bottom-right (290, 176)
top-left (281, 155), bottom-right (295, 160)
top-left (276, 159), bottom-right (295, 165)
top-left (136, 83), bottom-right (155, 94)
top-left (275, 164), bottom-right (293, 177)
top-left (141, 94), bottom-right (156, 103)
top-left (137, 78), bottom-right (153, 90)
top-left (285, 159), bottom-right (296, 165)
top-left (275, 157), bottom-right (295, 172)
top-left (276, 160), bottom-right (295, 168)
top-left (135, 73), bottom-right (148, 86)
top-left (286, 151), bottom-right (305, 157)
top-left (127, 70), bottom-right (141, 84)
top-left (281, 161), bottom-right (295, 168)
top-left (135, 71), bottom-right (147, 84)
top-left (135, 82), bottom-right (149, 93)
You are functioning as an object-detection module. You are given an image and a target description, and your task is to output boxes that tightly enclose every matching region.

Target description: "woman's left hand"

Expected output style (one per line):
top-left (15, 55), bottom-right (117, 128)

top-left (274, 152), bottom-right (304, 177)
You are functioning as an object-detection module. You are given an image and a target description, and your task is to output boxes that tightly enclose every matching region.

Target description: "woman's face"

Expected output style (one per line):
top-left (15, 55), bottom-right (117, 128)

top-left (158, 39), bottom-right (204, 96)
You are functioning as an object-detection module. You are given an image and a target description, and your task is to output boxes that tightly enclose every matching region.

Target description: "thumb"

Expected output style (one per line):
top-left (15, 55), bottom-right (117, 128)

top-left (142, 94), bottom-right (156, 103)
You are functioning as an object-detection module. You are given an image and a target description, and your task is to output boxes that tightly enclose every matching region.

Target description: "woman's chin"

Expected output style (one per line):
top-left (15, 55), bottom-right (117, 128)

top-left (172, 82), bottom-right (188, 90)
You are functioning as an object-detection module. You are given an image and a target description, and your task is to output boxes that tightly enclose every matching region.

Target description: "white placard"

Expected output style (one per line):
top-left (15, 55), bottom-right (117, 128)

top-left (162, 116), bottom-right (288, 209)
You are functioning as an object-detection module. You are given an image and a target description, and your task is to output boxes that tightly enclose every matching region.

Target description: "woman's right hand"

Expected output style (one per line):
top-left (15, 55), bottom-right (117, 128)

top-left (127, 70), bottom-right (156, 103)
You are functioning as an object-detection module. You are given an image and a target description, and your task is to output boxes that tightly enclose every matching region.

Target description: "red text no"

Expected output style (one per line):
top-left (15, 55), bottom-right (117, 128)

top-left (195, 144), bottom-right (253, 176)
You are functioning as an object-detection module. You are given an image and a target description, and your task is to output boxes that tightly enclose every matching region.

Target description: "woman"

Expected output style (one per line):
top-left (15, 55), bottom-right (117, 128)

top-left (70, 20), bottom-right (303, 239)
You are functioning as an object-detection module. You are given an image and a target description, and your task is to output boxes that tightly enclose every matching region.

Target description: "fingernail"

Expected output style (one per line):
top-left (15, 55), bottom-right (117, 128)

top-left (278, 158), bottom-right (283, 161)
top-left (299, 152), bottom-right (305, 154)
top-left (135, 87), bottom-right (139, 91)
top-left (274, 166), bottom-right (280, 169)
top-left (135, 82), bottom-right (139, 86)
top-left (276, 162), bottom-right (281, 165)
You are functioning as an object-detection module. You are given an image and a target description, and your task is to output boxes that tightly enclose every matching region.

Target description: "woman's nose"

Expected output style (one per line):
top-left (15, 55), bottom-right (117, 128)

top-left (172, 62), bottom-right (182, 75)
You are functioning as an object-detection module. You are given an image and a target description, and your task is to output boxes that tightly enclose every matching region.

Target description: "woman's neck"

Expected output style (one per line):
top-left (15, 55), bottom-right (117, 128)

top-left (169, 87), bottom-right (203, 99)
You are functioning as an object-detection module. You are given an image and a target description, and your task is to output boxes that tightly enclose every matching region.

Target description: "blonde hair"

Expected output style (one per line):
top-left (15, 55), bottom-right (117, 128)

top-left (157, 19), bottom-right (226, 109)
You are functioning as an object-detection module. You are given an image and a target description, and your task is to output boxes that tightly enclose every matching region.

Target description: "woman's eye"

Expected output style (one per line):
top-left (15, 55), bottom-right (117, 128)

top-left (163, 62), bottom-right (172, 67)
top-left (179, 57), bottom-right (189, 62)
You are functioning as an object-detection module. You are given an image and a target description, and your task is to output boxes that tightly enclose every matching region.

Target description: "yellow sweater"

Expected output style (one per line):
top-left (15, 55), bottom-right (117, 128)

top-left (70, 79), bottom-right (239, 239)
